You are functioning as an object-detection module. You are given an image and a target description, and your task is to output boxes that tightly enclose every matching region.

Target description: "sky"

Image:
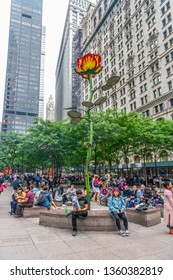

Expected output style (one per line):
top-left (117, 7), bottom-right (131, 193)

top-left (0, 0), bottom-right (96, 123)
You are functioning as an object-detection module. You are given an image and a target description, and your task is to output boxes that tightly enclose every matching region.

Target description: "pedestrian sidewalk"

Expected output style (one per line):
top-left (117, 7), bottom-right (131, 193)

top-left (0, 186), bottom-right (172, 260)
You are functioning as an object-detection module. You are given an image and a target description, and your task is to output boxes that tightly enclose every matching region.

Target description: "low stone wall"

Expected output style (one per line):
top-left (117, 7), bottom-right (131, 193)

top-left (156, 204), bottom-right (164, 218)
top-left (39, 207), bottom-right (161, 231)
top-left (23, 206), bottom-right (50, 218)
top-left (39, 209), bottom-right (116, 231)
top-left (126, 208), bottom-right (161, 227)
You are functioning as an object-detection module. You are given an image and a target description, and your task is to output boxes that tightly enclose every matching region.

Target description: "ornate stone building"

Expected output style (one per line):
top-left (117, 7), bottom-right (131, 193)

top-left (46, 95), bottom-right (55, 121)
top-left (80, 0), bottom-right (173, 120)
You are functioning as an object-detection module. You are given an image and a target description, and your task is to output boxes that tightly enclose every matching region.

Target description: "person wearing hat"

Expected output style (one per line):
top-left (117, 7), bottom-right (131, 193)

top-left (108, 187), bottom-right (129, 236)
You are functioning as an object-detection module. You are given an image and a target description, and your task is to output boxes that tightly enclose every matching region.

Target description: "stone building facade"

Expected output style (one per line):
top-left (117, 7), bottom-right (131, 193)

top-left (80, 0), bottom-right (173, 120)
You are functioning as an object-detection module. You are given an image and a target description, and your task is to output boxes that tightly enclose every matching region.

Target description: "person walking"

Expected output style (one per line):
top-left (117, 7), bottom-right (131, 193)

top-left (164, 181), bottom-right (173, 234)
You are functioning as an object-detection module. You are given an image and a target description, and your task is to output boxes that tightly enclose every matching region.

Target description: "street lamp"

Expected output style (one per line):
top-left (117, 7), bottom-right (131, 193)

top-left (67, 53), bottom-right (120, 208)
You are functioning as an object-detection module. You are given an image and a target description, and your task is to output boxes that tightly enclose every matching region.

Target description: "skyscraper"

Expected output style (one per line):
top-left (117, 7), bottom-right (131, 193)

top-left (55, 0), bottom-right (93, 121)
top-left (39, 25), bottom-right (46, 119)
top-left (72, 28), bottom-right (83, 110)
top-left (2, 0), bottom-right (43, 133)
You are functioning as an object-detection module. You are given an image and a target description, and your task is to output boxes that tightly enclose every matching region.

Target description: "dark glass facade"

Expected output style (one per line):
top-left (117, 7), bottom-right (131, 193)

top-left (2, 0), bottom-right (43, 133)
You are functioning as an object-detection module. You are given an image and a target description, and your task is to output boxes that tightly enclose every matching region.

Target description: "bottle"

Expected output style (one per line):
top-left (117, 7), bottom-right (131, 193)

top-left (64, 205), bottom-right (68, 215)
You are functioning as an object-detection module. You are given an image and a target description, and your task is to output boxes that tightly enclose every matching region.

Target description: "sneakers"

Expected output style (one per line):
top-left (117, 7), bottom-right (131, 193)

top-left (72, 229), bottom-right (77, 236)
top-left (119, 230), bottom-right (129, 237)
top-left (119, 230), bottom-right (125, 237)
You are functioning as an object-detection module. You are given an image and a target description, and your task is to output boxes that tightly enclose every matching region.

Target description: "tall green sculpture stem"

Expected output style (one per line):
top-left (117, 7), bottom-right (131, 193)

top-left (85, 74), bottom-right (93, 209)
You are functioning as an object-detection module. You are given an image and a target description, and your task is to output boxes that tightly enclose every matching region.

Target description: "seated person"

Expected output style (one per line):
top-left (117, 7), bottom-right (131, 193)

top-left (10, 187), bottom-right (26, 215)
top-left (15, 186), bottom-right (34, 217)
top-left (110, 178), bottom-right (117, 188)
top-left (108, 187), bottom-right (129, 236)
top-left (53, 185), bottom-right (64, 199)
top-left (36, 185), bottom-right (52, 210)
top-left (62, 184), bottom-right (76, 205)
top-left (99, 183), bottom-right (109, 204)
top-left (66, 190), bottom-right (88, 236)
top-left (30, 184), bottom-right (39, 194)
top-left (122, 184), bottom-right (132, 206)
top-left (137, 184), bottom-right (145, 204)
top-left (127, 185), bottom-right (137, 208)
top-left (143, 184), bottom-right (153, 202)
top-left (152, 185), bottom-right (164, 205)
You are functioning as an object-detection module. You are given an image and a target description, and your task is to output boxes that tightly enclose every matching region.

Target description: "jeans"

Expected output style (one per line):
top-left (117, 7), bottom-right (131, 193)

top-left (62, 194), bottom-right (68, 204)
top-left (10, 200), bottom-right (18, 214)
top-left (72, 211), bottom-right (88, 230)
top-left (111, 211), bottom-right (128, 231)
top-left (127, 198), bottom-right (137, 208)
top-left (16, 202), bottom-right (33, 216)
top-left (62, 194), bottom-right (73, 204)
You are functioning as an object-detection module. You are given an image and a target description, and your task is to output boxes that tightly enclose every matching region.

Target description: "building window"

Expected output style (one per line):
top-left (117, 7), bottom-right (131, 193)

top-left (104, 0), bottom-right (107, 11)
top-left (167, 67), bottom-right (171, 76)
top-left (167, 13), bottom-right (172, 22)
top-left (164, 42), bottom-right (169, 50)
top-left (153, 75), bottom-right (161, 85)
top-left (162, 18), bottom-right (166, 27)
top-left (165, 54), bottom-right (170, 63)
top-left (170, 98), bottom-right (173, 106)
top-left (161, 7), bottom-right (165, 15)
top-left (163, 30), bottom-right (167, 39)
top-left (168, 80), bottom-right (172, 90)
top-left (166, 1), bottom-right (171, 10)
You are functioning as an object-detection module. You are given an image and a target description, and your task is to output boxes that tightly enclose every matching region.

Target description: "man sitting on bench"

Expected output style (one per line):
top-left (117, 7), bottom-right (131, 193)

top-left (66, 190), bottom-right (88, 236)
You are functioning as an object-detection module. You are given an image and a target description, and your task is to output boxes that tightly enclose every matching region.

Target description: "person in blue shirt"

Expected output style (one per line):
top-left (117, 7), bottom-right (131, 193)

top-left (137, 184), bottom-right (145, 203)
top-left (108, 187), bottom-right (129, 237)
top-left (38, 185), bottom-right (52, 210)
top-left (35, 173), bottom-right (41, 188)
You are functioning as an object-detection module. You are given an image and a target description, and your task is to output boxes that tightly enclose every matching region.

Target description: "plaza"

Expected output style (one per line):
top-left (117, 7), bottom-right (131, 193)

top-left (0, 185), bottom-right (173, 260)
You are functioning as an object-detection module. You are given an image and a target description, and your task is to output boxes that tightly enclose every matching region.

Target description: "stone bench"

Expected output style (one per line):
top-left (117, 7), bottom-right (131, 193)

top-left (39, 207), bottom-right (161, 231)
top-left (156, 204), bottom-right (164, 218)
top-left (126, 208), bottom-right (161, 226)
top-left (23, 206), bottom-right (50, 218)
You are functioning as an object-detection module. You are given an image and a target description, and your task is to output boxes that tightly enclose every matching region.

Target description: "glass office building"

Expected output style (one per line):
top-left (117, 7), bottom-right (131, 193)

top-left (2, 0), bottom-right (43, 133)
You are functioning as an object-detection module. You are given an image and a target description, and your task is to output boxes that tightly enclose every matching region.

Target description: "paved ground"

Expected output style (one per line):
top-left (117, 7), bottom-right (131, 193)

top-left (0, 185), bottom-right (173, 260)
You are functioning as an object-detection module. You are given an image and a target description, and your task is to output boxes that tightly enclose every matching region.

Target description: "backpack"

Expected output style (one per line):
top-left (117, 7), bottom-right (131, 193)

top-left (37, 192), bottom-right (47, 204)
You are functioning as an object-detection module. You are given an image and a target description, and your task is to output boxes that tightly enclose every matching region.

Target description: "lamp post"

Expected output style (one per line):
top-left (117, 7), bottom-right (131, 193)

top-left (67, 53), bottom-right (120, 208)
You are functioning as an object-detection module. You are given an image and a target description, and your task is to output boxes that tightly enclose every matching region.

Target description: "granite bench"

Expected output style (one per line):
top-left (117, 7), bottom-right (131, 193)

top-left (126, 208), bottom-right (161, 226)
top-left (156, 204), bottom-right (164, 218)
top-left (23, 206), bottom-right (50, 218)
top-left (39, 207), bottom-right (161, 231)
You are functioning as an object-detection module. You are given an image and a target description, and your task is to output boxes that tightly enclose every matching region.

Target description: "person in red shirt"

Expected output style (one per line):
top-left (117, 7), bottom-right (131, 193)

top-left (15, 186), bottom-right (34, 217)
